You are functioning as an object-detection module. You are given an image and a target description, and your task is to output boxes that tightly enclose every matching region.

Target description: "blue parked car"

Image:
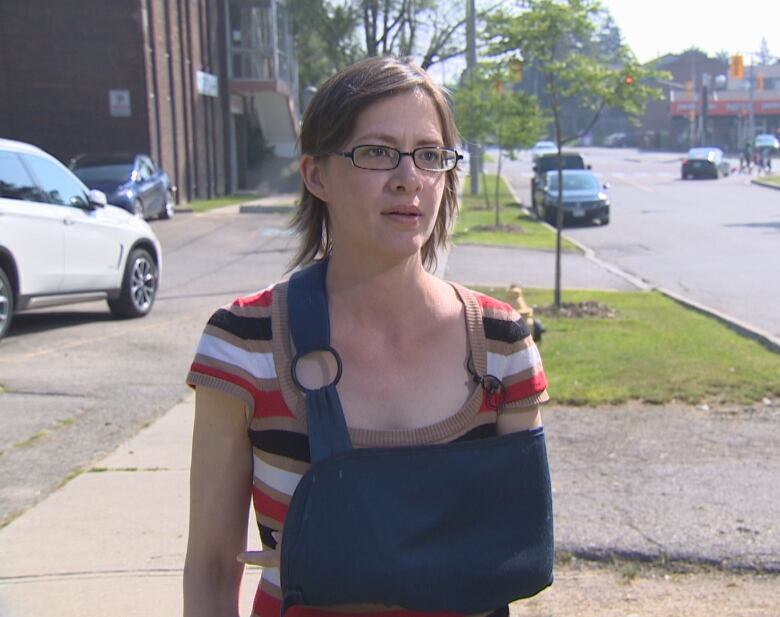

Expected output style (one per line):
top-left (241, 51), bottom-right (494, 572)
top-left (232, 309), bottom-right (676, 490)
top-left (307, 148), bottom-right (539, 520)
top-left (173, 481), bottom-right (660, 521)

top-left (69, 153), bottom-right (176, 219)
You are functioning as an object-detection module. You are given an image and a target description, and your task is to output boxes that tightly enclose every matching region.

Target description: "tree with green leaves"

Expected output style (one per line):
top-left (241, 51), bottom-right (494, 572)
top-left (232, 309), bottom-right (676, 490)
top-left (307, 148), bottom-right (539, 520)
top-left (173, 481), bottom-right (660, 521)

top-left (454, 62), bottom-right (545, 225)
top-left (486, 0), bottom-right (666, 308)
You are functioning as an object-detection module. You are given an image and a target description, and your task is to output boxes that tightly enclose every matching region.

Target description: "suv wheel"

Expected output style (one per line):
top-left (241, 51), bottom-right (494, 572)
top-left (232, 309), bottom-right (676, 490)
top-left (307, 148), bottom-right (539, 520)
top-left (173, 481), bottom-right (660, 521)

top-left (0, 267), bottom-right (13, 341)
top-left (108, 248), bottom-right (158, 318)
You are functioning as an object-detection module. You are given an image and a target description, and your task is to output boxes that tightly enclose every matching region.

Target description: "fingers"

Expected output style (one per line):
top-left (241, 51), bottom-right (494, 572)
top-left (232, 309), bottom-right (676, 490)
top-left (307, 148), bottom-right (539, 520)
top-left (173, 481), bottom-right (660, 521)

top-left (237, 550), bottom-right (281, 569)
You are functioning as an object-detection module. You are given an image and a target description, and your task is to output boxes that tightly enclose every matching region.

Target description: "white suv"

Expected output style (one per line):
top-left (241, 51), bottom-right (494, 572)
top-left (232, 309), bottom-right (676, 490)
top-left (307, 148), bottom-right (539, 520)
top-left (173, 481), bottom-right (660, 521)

top-left (0, 138), bottom-right (162, 341)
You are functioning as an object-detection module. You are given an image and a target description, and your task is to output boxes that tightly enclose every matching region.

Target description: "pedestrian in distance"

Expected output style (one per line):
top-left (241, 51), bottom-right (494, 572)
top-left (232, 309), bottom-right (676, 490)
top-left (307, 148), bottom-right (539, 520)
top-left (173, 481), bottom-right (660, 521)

top-left (183, 56), bottom-right (552, 617)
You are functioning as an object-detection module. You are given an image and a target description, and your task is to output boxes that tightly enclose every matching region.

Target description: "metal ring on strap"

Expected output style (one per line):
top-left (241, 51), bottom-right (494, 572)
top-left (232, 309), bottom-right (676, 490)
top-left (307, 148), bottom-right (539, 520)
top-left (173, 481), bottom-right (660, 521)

top-left (290, 346), bottom-right (344, 392)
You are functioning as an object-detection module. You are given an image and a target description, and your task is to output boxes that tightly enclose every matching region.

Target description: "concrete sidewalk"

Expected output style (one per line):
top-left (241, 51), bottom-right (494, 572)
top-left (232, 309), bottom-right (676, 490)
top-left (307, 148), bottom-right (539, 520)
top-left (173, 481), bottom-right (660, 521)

top-left (0, 395), bottom-right (261, 617)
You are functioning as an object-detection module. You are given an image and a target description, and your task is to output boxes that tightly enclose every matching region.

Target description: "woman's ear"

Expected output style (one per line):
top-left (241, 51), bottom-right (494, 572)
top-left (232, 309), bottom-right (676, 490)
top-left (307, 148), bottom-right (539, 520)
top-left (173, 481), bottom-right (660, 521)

top-left (300, 155), bottom-right (329, 202)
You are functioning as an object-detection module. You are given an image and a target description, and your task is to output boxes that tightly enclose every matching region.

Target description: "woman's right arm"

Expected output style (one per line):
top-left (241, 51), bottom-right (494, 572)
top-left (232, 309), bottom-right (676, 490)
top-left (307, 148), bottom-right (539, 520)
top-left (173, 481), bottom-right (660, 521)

top-left (183, 386), bottom-right (253, 617)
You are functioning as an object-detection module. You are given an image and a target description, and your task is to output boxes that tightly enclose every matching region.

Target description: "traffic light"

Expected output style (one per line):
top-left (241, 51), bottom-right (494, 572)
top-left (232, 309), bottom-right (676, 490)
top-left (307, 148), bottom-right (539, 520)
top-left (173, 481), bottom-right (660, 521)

top-left (623, 74), bottom-right (635, 86)
top-left (757, 72), bottom-right (765, 91)
top-left (730, 54), bottom-right (744, 80)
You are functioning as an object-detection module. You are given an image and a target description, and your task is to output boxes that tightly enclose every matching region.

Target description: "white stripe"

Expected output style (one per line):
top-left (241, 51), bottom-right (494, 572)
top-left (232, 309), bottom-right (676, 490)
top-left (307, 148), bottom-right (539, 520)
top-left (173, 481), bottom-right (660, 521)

top-left (611, 171), bottom-right (626, 177)
top-left (261, 567), bottom-right (280, 587)
top-left (197, 333), bottom-right (277, 380)
top-left (486, 346), bottom-right (540, 379)
top-left (254, 454), bottom-right (303, 496)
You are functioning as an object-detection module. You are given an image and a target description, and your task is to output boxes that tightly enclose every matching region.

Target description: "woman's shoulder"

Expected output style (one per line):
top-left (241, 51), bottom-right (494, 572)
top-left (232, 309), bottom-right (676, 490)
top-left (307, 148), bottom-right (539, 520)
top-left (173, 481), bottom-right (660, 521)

top-left (203, 280), bottom-right (287, 340)
top-left (456, 285), bottom-right (532, 344)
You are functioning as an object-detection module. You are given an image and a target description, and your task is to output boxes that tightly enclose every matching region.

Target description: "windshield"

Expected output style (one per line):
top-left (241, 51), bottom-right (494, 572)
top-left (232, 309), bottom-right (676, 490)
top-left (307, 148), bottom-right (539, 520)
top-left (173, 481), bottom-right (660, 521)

top-left (548, 173), bottom-right (600, 191)
top-left (72, 164), bottom-right (133, 185)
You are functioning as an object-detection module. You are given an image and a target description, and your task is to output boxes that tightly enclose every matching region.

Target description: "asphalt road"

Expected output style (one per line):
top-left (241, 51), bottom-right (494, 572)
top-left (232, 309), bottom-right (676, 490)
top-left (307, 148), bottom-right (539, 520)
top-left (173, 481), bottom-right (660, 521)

top-left (0, 208), bottom-right (296, 524)
top-left (499, 147), bottom-right (780, 340)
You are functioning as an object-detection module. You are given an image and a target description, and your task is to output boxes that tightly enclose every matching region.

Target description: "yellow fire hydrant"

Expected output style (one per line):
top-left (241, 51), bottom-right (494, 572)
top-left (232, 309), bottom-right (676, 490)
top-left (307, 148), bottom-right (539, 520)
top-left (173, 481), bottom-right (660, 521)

top-left (508, 284), bottom-right (544, 343)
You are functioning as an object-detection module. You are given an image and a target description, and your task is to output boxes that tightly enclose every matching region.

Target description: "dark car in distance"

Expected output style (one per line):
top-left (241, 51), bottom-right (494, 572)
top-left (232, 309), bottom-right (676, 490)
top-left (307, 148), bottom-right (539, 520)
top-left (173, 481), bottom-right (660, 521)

top-left (70, 153), bottom-right (175, 219)
top-left (534, 169), bottom-right (610, 226)
top-left (681, 147), bottom-right (730, 179)
top-left (531, 152), bottom-right (588, 210)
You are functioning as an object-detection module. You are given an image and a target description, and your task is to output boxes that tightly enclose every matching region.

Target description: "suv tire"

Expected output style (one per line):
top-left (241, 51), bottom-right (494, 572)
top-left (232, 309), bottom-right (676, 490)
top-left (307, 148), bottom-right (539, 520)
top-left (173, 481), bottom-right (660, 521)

top-left (108, 248), bottom-right (158, 319)
top-left (0, 266), bottom-right (13, 341)
top-left (160, 189), bottom-right (175, 219)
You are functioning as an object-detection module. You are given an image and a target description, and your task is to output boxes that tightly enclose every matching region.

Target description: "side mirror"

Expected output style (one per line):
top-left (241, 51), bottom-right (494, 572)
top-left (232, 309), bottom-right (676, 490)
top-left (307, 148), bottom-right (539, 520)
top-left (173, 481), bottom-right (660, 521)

top-left (130, 170), bottom-right (140, 183)
top-left (88, 189), bottom-right (107, 208)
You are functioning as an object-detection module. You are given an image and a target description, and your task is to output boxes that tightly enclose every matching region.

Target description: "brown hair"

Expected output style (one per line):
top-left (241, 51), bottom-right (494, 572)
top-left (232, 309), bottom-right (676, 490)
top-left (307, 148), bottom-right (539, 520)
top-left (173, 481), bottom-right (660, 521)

top-left (290, 56), bottom-right (460, 271)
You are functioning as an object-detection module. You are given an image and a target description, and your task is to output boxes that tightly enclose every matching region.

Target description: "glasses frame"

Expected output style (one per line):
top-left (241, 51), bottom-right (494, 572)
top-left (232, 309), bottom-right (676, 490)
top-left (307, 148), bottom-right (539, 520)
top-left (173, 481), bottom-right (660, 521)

top-left (331, 144), bottom-right (463, 172)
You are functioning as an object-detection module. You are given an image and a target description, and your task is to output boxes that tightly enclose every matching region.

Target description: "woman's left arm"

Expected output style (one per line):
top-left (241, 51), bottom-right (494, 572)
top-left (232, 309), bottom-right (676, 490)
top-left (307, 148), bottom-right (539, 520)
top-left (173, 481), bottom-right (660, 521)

top-left (496, 404), bottom-right (542, 435)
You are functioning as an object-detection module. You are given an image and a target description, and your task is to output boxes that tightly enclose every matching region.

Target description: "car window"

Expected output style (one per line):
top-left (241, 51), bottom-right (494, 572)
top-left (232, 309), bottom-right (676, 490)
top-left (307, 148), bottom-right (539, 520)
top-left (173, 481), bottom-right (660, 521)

top-left (548, 174), bottom-right (600, 191)
top-left (0, 151), bottom-right (47, 202)
top-left (144, 157), bottom-right (157, 174)
top-left (137, 160), bottom-right (153, 180)
top-left (23, 154), bottom-right (90, 208)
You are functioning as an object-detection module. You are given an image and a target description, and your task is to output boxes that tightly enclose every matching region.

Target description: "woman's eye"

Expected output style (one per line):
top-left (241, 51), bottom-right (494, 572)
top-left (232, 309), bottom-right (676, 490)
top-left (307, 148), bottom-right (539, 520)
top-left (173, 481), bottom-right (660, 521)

top-left (420, 149), bottom-right (440, 161)
top-left (366, 147), bottom-right (392, 158)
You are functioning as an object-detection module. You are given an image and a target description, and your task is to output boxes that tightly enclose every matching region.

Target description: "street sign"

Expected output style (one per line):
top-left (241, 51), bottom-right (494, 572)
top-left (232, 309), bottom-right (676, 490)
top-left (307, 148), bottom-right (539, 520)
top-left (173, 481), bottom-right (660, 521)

top-left (109, 90), bottom-right (131, 117)
top-left (196, 71), bottom-right (219, 97)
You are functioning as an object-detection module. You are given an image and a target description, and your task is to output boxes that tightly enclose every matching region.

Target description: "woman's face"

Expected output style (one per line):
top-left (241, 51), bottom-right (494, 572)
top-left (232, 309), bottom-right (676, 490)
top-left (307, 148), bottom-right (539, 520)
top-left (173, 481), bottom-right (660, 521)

top-left (310, 88), bottom-right (448, 266)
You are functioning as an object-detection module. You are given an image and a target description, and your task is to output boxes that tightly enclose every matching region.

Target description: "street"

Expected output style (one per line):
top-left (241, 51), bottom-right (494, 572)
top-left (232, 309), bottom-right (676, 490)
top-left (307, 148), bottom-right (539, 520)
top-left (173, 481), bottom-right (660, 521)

top-left (499, 147), bottom-right (780, 340)
top-left (0, 208), bottom-right (296, 524)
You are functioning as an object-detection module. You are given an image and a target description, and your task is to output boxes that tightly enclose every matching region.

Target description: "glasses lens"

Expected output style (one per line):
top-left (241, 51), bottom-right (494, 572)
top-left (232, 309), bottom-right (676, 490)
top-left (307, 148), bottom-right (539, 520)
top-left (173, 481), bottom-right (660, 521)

top-left (353, 146), bottom-right (399, 170)
top-left (415, 147), bottom-right (457, 171)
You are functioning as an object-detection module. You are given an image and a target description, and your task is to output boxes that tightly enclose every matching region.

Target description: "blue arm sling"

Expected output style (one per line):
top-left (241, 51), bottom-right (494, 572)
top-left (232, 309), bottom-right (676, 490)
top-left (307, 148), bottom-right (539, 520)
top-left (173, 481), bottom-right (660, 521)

top-left (280, 260), bottom-right (554, 615)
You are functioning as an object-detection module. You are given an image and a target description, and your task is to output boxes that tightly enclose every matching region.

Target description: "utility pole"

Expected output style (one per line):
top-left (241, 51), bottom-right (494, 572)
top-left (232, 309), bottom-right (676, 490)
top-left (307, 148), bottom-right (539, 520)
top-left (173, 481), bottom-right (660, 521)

top-left (466, 0), bottom-right (480, 195)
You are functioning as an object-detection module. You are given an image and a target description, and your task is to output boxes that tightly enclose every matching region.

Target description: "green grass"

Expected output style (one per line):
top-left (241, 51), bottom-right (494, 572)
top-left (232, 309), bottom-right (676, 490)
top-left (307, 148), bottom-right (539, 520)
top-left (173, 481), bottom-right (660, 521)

top-left (455, 174), bottom-right (579, 252)
top-left (756, 175), bottom-right (780, 187)
top-left (186, 195), bottom-right (259, 213)
top-left (478, 287), bottom-right (780, 406)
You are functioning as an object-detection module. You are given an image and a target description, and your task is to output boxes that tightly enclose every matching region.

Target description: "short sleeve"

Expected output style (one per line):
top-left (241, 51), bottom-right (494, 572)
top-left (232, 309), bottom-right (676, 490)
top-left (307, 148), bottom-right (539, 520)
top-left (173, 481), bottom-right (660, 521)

top-left (477, 292), bottom-right (549, 411)
top-left (186, 286), bottom-right (277, 416)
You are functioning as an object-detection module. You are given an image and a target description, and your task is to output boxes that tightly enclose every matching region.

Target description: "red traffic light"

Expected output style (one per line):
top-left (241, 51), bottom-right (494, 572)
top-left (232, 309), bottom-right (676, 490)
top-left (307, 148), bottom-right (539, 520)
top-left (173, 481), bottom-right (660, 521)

top-left (623, 74), bottom-right (635, 86)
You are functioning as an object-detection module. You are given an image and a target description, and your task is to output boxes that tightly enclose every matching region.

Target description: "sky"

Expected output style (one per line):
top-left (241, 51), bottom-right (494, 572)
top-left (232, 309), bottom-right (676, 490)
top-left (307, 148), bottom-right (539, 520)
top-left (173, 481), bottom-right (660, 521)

top-left (602, 0), bottom-right (779, 64)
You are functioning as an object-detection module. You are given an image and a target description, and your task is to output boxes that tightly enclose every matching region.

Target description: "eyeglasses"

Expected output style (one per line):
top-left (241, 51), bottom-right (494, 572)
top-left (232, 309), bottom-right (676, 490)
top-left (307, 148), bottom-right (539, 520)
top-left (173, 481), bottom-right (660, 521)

top-left (331, 145), bottom-right (462, 172)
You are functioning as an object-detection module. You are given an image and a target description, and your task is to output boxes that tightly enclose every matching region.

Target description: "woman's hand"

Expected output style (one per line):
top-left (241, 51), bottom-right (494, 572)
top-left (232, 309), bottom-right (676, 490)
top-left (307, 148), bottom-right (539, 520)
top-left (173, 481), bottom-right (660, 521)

top-left (237, 531), bottom-right (282, 568)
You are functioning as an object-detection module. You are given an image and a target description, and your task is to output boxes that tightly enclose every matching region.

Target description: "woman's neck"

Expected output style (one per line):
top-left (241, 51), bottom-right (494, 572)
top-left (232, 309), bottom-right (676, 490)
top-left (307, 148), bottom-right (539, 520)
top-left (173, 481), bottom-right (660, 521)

top-left (325, 250), bottom-right (445, 329)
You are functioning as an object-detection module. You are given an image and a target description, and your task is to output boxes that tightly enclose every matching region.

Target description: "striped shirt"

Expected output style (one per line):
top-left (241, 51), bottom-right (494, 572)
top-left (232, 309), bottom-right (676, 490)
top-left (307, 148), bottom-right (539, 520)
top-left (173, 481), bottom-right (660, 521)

top-left (187, 279), bottom-right (549, 617)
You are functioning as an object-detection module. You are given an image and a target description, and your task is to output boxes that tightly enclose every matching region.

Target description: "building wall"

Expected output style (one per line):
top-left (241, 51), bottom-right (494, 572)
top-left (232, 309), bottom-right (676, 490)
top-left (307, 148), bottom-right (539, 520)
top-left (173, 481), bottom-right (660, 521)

top-left (0, 0), bottom-right (230, 202)
top-left (0, 0), bottom-right (150, 162)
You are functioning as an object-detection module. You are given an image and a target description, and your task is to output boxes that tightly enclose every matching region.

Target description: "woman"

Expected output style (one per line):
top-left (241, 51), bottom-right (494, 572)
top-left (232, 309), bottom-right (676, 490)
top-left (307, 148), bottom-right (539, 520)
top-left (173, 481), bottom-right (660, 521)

top-left (184, 56), bottom-right (549, 617)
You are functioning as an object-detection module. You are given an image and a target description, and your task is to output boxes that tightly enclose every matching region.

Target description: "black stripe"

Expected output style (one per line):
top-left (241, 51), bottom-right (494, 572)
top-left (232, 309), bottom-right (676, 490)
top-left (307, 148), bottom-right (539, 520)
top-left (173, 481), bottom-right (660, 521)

top-left (249, 429), bottom-right (311, 463)
top-left (453, 423), bottom-right (497, 442)
top-left (483, 316), bottom-right (530, 344)
top-left (258, 523), bottom-right (278, 549)
top-left (208, 308), bottom-right (271, 341)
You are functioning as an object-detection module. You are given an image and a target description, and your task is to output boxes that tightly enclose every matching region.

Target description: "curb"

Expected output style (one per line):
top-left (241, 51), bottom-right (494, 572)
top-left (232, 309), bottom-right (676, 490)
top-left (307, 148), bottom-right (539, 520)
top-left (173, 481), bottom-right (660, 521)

top-left (751, 178), bottom-right (780, 190)
top-left (501, 173), bottom-right (780, 355)
top-left (239, 204), bottom-right (295, 214)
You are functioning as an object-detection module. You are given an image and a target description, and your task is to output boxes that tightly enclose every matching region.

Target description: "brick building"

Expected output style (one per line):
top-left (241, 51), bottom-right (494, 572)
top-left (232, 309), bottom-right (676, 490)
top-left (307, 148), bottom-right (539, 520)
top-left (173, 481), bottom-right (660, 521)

top-left (0, 0), bottom-right (297, 202)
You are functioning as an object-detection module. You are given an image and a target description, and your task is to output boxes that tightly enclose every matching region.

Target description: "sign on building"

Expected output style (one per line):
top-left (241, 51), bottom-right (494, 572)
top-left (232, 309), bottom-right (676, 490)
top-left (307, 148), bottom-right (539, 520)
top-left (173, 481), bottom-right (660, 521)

top-left (196, 71), bottom-right (219, 97)
top-left (109, 90), bottom-right (131, 117)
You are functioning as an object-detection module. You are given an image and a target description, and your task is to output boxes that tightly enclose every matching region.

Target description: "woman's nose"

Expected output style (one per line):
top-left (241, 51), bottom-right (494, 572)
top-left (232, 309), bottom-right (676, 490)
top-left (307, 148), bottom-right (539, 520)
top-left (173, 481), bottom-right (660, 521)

top-left (392, 154), bottom-right (422, 193)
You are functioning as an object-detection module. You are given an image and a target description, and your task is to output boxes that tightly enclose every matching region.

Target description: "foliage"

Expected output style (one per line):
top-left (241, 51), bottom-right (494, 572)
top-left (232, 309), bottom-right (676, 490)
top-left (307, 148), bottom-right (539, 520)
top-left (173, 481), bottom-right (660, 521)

top-left (288, 0), bottom-right (363, 95)
top-left (455, 174), bottom-right (580, 251)
top-left (478, 287), bottom-right (780, 406)
top-left (484, 0), bottom-right (667, 307)
top-left (454, 62), bottom-right (544, 220)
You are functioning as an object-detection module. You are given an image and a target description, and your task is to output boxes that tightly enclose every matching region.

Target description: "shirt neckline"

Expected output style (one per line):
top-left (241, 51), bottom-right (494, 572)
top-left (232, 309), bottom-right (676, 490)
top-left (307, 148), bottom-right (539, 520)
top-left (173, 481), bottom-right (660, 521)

top-left (271, 279), bottom-right (489, 447)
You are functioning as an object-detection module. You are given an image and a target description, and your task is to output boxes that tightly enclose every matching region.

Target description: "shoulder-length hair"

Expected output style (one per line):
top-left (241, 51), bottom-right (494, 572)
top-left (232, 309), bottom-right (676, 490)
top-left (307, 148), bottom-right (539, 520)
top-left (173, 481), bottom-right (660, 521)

top-left (290, 56), bottom-right (460, 271)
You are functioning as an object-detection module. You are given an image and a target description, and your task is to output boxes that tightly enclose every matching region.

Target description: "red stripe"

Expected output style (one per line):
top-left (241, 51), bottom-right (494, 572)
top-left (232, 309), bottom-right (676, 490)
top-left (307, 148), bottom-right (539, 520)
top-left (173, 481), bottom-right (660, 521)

top-left (286, 607), bottom-right (462, 617)
top-left (253, 587), bottom-right (280, 617)
top-left (253, 485), bottom-right (289, 523)
top-left (504, 371), bottom-right (548, 402)
top-left (190, 363), bottom-right (296, 419)
top-left (236, 288), bottom-right (273, 308)
top-left (473, 292), bottom-right (513, 313)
